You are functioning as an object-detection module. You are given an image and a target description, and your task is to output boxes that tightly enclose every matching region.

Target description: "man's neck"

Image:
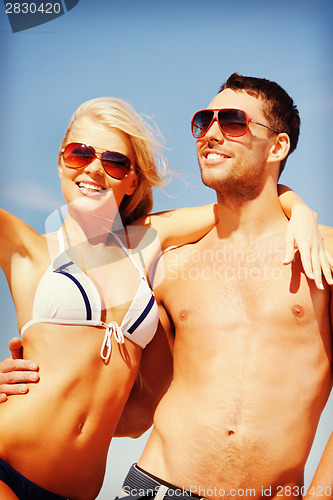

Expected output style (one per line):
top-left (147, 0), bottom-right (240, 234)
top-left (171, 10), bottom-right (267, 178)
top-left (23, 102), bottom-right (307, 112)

top-left (215, 183), bottom-right (287, 243)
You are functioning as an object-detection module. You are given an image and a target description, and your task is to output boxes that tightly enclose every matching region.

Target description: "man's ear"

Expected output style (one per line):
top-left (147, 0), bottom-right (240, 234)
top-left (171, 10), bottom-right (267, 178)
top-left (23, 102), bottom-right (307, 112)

top-left (267, 133), bottom-right (290, 163)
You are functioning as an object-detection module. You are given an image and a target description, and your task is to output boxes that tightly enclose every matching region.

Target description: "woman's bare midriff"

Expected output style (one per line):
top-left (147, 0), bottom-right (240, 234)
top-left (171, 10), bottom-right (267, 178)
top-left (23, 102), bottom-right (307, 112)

top-left (0, 323), bottom-right (141, 499)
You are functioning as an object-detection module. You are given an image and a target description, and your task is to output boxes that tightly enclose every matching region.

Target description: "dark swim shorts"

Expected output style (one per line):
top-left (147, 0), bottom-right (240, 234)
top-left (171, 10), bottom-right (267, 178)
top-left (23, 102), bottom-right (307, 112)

top-left (115, 463), bottom-right (206, 500)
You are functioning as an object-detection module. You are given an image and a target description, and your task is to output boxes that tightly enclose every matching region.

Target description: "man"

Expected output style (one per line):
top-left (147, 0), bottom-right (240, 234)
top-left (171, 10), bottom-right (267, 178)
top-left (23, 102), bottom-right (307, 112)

top-left (1, 74), bottom-right (332, 499)
top-left (116, 74), bottom-right (333, 499)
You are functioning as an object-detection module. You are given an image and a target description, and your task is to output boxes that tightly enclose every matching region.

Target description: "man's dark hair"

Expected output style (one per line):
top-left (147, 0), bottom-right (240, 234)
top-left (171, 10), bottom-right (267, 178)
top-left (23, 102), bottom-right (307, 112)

top-left (220, 73), bottom-right (300, 176)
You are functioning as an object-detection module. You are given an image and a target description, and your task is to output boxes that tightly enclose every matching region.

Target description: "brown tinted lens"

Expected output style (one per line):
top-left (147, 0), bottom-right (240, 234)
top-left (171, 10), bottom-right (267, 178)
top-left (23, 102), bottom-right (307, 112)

top-left (101, 151), bottom-right (131, 179)
top-left (63, 143), bottom-right (95, 168)
top-left (219, 109), bottom-right (248, 136)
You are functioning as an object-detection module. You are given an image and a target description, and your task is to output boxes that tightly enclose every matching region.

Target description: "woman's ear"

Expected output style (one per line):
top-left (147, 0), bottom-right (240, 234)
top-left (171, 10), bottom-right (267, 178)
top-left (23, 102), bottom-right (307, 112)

top-left (125, 171), bottom-right (139, 196)
top-left (267, 133), bottom-right (290, 163)
top-left (58, 153), bottom-right (64, 179)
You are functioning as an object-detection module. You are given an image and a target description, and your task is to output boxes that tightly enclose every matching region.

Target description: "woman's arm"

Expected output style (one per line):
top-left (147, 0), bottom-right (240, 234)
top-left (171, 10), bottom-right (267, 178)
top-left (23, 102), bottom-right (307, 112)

top-left (0, 209), bottom-right (36, 273)
top-left (133, 204), bottom-right (218, 252)
top-left (278, 185), bottom-right (333, 289)
top-left (133, 191), bottom-right (331, 289)
top-left (0, 210), bottom-right (42, 402)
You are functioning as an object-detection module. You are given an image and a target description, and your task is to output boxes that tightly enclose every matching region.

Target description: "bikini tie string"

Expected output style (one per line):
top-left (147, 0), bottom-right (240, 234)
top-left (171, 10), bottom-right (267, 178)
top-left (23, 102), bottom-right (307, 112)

top-left (100, 321), bottom-right (125, 361)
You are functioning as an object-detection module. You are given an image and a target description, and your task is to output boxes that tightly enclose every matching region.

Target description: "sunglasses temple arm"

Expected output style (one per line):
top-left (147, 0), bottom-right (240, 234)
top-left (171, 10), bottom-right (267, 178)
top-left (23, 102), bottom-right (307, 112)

top-left (251, 120), bottom-right (280, 134)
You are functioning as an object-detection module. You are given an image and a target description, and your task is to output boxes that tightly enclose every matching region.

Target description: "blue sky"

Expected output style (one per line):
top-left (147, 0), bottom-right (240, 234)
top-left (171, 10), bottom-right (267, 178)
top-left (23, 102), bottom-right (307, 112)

top-left (0, 0), bottom-right (332, 497)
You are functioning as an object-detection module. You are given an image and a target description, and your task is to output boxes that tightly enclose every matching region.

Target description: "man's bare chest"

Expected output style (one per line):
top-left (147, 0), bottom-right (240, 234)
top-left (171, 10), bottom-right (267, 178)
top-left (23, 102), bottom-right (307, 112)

top-left (161, 247), bottom-right (330, 348)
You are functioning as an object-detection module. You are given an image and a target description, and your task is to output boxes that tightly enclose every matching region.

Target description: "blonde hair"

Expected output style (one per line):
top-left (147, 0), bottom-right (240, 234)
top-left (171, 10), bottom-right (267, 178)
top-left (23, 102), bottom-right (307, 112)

top-left (59, 97), bottom-right (167, 225)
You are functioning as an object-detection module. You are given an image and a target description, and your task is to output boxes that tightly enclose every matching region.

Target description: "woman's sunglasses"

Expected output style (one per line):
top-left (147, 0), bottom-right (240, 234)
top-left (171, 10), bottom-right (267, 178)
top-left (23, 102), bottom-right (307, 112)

top-left (61, 143), bottom-right (134, 180)
top-left (191, 108), bottom-right (280, 139)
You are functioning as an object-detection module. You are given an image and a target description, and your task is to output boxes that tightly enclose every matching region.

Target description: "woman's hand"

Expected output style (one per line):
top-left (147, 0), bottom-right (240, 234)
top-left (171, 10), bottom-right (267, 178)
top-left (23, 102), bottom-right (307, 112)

top-left (0, 337), bottom-right (39, 402)
top-left (283, 204), bottom-right (333, 289)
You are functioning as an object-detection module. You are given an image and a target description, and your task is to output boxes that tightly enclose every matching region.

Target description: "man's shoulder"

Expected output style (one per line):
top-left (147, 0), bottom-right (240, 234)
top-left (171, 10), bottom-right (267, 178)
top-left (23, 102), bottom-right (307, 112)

top-left (152, 241), bottom-right (201, 292)
top-left (163, 241), bottom-right (201, 266)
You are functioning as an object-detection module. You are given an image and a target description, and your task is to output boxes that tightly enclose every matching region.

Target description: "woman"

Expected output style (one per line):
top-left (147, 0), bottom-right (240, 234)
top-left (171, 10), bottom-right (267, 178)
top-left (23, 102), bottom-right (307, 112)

top-left (0, 97), bottom-right (329, 500)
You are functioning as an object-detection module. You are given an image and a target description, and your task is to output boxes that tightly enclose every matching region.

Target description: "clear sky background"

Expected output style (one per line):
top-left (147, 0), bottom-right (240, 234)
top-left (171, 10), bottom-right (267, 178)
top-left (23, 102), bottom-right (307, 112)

top-left (0, 0), bottom-right (332, 498)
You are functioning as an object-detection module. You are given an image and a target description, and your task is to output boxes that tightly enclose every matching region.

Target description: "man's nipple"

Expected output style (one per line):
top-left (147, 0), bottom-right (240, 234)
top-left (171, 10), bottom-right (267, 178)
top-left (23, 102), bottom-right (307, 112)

top-left (179, 309), bottom-right (190, 321)
top-left (291, 304), bottom-right (305, 318)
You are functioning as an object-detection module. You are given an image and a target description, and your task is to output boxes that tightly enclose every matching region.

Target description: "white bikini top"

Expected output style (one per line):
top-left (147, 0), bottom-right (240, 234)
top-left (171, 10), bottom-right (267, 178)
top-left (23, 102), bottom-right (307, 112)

top-left (21, 229), bottom-right (159, 361)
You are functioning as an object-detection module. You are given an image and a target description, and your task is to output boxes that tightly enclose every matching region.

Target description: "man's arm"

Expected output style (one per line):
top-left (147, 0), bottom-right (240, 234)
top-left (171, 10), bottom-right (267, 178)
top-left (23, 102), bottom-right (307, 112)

top-left (0, 337), bottom-right (39, 402)
top-left (114, 308), bottom-right (173, 438)
top-left (304, 433), bottom-right (333, 499)
top-left (133, 204), bottom-right (217, 252)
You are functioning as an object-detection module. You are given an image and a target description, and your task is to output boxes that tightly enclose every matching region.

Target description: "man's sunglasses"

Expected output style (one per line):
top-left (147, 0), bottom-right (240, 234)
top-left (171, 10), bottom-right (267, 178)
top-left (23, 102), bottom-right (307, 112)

top-left (191, 108), bottom-right (280, 139)
top-left (61, 143), bottom-right (134, 180)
